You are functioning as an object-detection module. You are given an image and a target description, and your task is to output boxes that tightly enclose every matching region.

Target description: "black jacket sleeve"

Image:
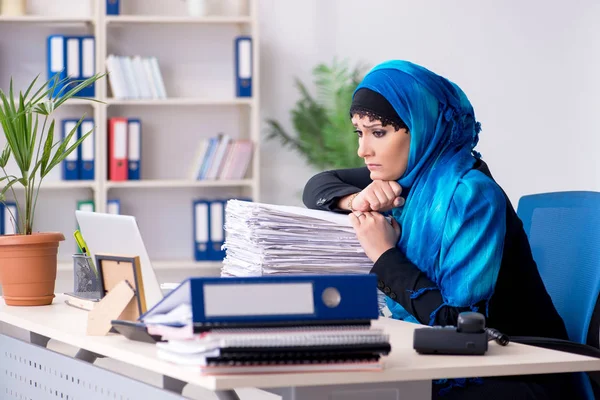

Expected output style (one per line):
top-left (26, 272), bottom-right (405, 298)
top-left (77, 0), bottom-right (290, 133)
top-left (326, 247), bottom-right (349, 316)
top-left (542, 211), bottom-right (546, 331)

top-left (302, 167), bottom-right (372, 212)
top-left (372, 247), bottom-right (484, 326)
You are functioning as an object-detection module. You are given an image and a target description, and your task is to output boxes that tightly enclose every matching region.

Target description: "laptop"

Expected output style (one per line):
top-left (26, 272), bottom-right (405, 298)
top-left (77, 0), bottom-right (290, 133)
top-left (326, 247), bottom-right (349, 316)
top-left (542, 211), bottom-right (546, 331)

top-left (75, 210), bottom-right (164, 311)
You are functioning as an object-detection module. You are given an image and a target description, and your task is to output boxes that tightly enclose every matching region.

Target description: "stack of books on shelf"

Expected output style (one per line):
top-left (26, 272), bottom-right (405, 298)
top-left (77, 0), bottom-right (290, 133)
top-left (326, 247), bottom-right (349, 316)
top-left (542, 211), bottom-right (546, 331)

top-left (106, 55), bottom-right (167, 99)
top-left (107, 117), bottom-right (142, 181)
top-left (189, 133), bottom-right (253, 181)
top-left (141, 275), bottom-right (390, 375)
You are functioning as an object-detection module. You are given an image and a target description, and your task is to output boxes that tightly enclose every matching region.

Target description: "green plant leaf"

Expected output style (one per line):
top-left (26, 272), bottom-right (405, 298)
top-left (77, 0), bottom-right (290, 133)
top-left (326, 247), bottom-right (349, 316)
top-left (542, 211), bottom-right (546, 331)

top-left (42, 117), bottom-right (90, 178)
top-left (0, 177), bottom-right (20, 199)
top-left (39, 119), bottom-right (54, 177)
top-left (0, 144), bottom-right (11, 168)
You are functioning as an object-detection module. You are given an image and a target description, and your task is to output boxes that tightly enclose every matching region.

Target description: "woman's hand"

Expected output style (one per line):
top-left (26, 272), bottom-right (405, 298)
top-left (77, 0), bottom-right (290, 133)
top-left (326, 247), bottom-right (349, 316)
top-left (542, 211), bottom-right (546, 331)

top-left (352, 180), bottom-right (404, 212)
top-left (349, 211), bottom-right (402, 262)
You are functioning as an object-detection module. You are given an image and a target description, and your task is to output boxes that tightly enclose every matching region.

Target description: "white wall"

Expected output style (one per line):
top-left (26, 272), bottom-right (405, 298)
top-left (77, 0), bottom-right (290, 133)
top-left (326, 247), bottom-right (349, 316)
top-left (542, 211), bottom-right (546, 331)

top-left (258, 0), bottom-right (600, 208)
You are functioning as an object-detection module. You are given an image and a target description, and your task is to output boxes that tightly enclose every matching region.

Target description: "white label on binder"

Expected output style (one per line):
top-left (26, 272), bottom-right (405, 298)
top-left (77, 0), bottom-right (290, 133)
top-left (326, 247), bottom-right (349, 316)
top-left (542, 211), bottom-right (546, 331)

top-left (128, 122), bottom-right (141, 160)
top-left (114, 122), bottom-right (127, 158)
top-left (65, 121), bottom-right (78, 161)
top-left (50, 36), bottom-right (64, 72)
top-left (195, 203), bottom-right (208, 242)
top-left (66, 38), bottom-right (80, 78)
top-left (210, 202), bottom-right (223, 242)
top-left (81, 121), bottom-right (94, 161)
top-left (82, 38), bottom-right (94, 78)
top-left (203, 283), bottom-right (314, 317)
top-left (107, 201), bottom-right (119, 214)
top-left (238, 39), bottom-right (251, 79)
top-left (79, 203), bottom-right (93, 212)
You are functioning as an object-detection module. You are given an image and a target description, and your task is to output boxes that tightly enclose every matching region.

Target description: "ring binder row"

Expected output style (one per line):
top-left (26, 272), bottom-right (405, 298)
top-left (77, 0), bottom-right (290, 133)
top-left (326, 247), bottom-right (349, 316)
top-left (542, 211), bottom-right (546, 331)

top-left (193, 197), bottom-right (251, 262)
top-left (108, 117), bottom-right (141, 181)
top-left (47, 35), bottom-right (95, 98)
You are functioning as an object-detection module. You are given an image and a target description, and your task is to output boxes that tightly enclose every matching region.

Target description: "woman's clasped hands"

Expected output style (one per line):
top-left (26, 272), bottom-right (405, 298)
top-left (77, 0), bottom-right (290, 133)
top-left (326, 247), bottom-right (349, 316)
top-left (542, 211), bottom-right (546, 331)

top-left (349, 180), bottom-right (404, 262)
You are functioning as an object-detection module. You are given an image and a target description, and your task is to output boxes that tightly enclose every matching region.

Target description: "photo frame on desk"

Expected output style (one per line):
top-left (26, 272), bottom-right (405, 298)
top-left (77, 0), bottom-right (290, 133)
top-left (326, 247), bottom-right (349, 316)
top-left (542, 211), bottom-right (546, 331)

top-left (95, 254), bottom-right (147, 320)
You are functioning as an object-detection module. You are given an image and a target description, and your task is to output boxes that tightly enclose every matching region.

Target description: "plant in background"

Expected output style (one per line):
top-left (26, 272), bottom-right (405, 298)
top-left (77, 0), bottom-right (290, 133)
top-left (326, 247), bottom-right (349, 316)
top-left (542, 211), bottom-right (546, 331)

top-left (265, 59), bottom-right (368, 170)
top-left (0, 72), bottom-right (104, 235)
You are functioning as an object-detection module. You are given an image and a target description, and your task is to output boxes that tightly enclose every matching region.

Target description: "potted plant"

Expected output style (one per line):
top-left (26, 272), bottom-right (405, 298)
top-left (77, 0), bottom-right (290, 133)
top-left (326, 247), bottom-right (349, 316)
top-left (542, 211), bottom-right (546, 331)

top-left (265, 58), bottom-right (368, 170)
top-left (0, 72), bottom-right (104, 306)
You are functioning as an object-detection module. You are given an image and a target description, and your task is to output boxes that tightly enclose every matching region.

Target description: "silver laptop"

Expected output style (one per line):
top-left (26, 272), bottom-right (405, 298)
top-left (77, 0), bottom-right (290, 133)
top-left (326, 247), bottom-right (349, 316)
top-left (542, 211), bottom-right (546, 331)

top-left (75, 210), bottom-right (164, 311)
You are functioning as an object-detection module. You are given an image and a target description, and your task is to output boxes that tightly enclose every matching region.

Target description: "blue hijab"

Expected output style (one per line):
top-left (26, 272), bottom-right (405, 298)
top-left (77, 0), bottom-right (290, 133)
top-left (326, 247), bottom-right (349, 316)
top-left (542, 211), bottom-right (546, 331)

top-left (354, 61), bottom-right (507, 325)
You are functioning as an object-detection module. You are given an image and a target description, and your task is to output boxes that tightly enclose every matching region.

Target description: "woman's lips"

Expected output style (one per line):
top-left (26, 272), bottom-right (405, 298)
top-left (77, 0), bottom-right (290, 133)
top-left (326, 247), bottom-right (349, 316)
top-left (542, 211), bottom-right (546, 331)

top-left (367, 164), bottom-right (382, 170)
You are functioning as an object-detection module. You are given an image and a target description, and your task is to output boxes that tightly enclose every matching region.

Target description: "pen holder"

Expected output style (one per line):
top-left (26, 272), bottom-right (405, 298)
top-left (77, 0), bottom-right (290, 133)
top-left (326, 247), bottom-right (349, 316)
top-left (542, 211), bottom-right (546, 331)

top-left (73, 254), bottom-right (101, 293)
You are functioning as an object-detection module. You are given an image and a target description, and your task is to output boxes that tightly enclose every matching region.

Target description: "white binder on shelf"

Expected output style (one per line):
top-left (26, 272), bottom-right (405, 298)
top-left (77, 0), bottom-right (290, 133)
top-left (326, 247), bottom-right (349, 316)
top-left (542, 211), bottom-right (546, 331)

top-left (65, 36), bottom-right (80, 93)
top-left (193, 200), bottom-right (209, 261)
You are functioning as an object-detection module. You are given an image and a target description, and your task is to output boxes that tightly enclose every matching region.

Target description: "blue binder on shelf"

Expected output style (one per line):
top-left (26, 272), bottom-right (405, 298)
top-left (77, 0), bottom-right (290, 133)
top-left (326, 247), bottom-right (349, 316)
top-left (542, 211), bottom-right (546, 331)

top-left (193, 200), bottom-right (210, 261)
top-left (47, 35), bottom-right (66, 97)
top-left (234, 36), bottom-right (252, 97)
top-left (64, 36), bottom-right (81, 95)
top-left (79, 118), bottom-right (95, 180)
top-left (76, 36), bottom-right (96, 97)
top-left (1, 202), bottom-right (18, 235)
top-left (208, 199), bottom-right (226, 260)
top-left (127, 118), bottom-right (141, 180)
top-left (107, 199), bottom-right (121, 214)
top-left (62, 119), bottom-right (80, 180)
top-left (106, 0), bottom-right (120, 15)
top-left (139, 274), bottom-right (380, 328)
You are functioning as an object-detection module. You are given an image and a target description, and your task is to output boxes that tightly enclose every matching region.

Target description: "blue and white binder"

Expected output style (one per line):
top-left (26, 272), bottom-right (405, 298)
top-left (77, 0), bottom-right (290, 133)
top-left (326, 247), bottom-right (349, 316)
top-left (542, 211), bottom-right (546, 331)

top-left (77, 36), bottom-right (95, 97)
top-left (106, 0), bottom-right (120, 15)
top-left (62, 119), bottom-right (80, 180)
top-left (47, 35), bottom-right (66, 97)
top-left (1, 202), bottom-right (18, 235)
top-left (234, 36), bottom-right (252, 97)
top-left (127, 118), bottom-right (141, 180)
top-left (107, 199), bottom-right (121, 214)
top-left (139, 274), bottom-right (380, 327)
top-left (193, 200), bottom-right (210, 261)
top-left (208, 200), bottom-right (226, 260)
top-left (79, 118), bottom-right (95, 180)
top-left (65, 36), bottom-right (81, 94)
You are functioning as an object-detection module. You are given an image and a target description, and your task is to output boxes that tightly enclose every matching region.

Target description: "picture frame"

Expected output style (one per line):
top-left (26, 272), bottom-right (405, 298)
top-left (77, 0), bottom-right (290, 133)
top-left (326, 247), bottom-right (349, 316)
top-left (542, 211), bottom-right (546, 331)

top-left (94, 254), bottom-right (147, 320)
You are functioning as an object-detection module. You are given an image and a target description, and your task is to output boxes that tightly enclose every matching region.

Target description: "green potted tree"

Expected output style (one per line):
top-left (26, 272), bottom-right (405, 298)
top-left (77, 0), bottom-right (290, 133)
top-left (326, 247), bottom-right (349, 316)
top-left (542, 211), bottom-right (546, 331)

top-left (265, 59), bottom-right (368, 170)
top-left (0, 72), bottom-right (104, 306)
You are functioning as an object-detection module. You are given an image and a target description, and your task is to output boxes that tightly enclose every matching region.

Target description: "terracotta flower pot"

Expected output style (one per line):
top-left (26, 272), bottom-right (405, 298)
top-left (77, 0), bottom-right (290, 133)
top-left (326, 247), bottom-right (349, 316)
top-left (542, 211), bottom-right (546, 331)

top-left (0, 232), bottom-right (65, 306)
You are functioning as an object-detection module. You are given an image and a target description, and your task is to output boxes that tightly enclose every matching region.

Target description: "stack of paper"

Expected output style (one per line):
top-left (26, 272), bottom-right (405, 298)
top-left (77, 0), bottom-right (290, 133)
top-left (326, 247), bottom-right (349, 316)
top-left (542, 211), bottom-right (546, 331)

top-left (221, 199), bottom-right (374, 277)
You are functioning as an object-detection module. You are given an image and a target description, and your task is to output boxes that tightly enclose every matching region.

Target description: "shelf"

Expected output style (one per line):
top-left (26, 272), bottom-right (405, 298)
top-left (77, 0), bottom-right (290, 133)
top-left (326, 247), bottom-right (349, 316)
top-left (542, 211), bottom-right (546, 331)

top-left (58, 259), bottom-right (222, 272)
top-left (106, 15), bottom-right (252, 25)
top-left (105, 98), bottom-right (253, 106)
top-left (0, 15), bottom-right (93, 24)
top-left (105, 179), bottom-right (252, 189)
top-left (7, 181), bottom-right (95, 190)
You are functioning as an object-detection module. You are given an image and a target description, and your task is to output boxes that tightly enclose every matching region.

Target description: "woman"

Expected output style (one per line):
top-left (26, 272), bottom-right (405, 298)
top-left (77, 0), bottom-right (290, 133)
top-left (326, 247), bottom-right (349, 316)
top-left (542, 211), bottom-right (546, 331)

top-left (303, 60), bottom-right (579, 399)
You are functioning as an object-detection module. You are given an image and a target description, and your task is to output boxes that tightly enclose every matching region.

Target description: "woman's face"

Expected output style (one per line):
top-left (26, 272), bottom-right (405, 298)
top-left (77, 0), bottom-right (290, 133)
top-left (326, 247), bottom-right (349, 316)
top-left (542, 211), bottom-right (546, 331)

top-left (352, 114), bottom-right (411, 181)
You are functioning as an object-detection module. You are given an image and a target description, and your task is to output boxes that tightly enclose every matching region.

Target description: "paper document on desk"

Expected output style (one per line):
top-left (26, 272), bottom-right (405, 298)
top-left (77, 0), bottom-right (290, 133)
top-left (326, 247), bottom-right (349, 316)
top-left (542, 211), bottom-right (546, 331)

top-left (220, 199), bottom-right (377, 277)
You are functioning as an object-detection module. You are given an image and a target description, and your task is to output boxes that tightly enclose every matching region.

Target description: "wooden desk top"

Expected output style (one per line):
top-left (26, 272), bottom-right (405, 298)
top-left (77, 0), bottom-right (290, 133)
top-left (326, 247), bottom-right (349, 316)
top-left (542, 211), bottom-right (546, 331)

top-left (1, 294), bottom-right (599, 391)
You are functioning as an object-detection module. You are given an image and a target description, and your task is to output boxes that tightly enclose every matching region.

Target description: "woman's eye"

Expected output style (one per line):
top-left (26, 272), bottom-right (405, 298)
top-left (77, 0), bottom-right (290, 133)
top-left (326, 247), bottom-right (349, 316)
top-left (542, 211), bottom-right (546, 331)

top-left (373, 130), bottom-right (386, 138)
top-left (354, 130), bottom-right (363, 138)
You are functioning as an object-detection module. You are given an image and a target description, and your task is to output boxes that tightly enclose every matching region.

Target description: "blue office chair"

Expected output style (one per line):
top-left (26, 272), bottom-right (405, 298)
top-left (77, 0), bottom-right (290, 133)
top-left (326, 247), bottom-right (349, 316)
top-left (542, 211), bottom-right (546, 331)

top-left (517, 191), bottom-right (600, 400)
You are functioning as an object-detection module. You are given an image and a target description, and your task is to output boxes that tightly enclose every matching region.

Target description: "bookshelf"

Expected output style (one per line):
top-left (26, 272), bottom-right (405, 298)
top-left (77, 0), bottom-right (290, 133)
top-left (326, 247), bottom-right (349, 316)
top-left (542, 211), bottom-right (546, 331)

top-left (0, 0), bottom-right (260, 277)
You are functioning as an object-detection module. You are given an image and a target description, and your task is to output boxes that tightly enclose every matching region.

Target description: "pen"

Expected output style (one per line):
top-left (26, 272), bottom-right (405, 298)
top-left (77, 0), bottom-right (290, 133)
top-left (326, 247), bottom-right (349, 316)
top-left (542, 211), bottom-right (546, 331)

top-left (73, 229), bottom-right (97, 275)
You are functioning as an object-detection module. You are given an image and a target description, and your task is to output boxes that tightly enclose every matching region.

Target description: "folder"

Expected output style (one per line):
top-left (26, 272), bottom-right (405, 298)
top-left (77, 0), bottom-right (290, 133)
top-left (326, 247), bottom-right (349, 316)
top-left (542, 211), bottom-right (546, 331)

top-left (107, 199), bottom-right (121, 215)
top-left (108, 117), bottom-right (128, 181)
top-left (1, 202), bottom-right (18, 235)
top-left (127, 119), bottom-right (141, 180)
top-left (77, 200), bottom-right (95, 213)
top-left (80, 118), bottom-right (95, 180)
top-left (77, 36), bottom-right (95, 98)
top-left (106, 0), bottom-right (120, 15)
top-left (47, 35), bottom-right (66, 98)
top-left (62, 119), bottom-right (80, 180)
top-left (193, 200), bottom-right (210, 261)
top-left (65, 36), bottom-right (81, 94)
top-left (235, 36), bottom-right (252, 97)
top-left (140, 274), bottom-right (380, 329)
top-left (208, 200), bottom-right (226, 260)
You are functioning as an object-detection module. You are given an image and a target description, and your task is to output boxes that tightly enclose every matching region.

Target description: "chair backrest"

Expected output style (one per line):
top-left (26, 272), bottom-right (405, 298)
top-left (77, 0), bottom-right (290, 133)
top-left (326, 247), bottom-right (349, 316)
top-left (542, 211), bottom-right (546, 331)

top-left (517, 191), bottom-right (600, 400)
top-left (517, 191), bottom-right (600, 346)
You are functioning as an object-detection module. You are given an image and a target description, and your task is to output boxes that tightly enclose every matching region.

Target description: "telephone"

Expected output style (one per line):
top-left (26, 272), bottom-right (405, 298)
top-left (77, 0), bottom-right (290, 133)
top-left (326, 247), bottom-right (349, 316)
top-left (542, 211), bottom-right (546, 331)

top-left (413, 311), bottom-right (508, 355)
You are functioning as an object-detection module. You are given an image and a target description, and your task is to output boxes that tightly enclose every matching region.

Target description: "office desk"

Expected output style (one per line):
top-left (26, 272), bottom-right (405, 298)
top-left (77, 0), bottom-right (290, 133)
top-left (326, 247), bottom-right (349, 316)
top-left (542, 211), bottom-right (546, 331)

top-left (1, 295), bottom-right (599, 400)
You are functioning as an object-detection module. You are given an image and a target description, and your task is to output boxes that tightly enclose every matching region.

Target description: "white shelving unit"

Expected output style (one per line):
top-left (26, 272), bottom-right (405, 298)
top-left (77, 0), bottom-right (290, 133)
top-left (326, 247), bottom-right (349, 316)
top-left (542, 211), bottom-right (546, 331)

top-left (0, 0), bottom-right (260, 277)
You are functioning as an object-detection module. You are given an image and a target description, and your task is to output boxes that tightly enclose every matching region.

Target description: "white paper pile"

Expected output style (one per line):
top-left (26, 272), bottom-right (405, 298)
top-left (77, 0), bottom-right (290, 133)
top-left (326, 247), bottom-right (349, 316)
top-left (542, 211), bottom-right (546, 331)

top-left (221, 199), bottom-right (374, 277)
